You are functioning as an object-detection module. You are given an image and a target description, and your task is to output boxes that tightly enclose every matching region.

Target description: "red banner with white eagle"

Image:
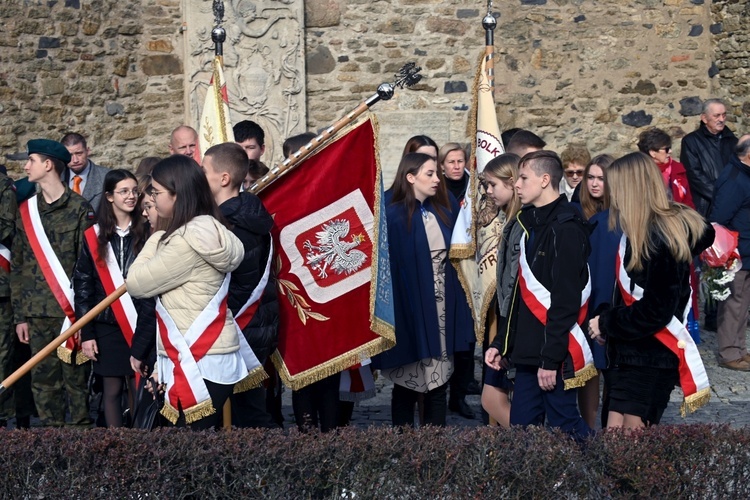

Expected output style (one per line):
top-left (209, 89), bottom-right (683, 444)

top-left (258, 117), bottom-right (395, 390)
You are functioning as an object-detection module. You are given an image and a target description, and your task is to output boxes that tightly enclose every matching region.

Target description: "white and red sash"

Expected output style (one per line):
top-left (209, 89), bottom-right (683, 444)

top-left (84, 225), bottom-right (137, 346)
top-left (615, 235), bottom-right (710, 415)
top-left (156, 274), bottom-right (265, 424)
top-left (234, 241), bottom-right (273, 330)
top-left (19, 195), bottom-right (84, 364)
top-left (339, 358), bottom-right (376, 402)
top-left (518, 236), bottom-right (596, 390)
top-left (0, 242), bottom-right (9, 273)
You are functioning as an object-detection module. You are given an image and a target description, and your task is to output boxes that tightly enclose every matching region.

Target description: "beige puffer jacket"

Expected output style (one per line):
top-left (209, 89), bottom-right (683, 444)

top-left (127, 215), bottom-right (244, 356)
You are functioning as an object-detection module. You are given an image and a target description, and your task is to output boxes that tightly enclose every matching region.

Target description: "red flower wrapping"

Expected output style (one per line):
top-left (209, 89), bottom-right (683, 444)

top-left (701, 223), bottom-right (739, 268)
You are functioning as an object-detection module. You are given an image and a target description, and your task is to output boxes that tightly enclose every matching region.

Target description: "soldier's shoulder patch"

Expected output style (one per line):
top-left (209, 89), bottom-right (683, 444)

top-left (86, 209), bottom-right (95, 221)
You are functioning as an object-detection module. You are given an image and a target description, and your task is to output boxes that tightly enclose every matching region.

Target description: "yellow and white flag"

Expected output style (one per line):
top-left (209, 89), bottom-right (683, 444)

top-left (450, 51), bottom-right (504, 342)
top-left (197, 56), bottom-right (234, 162)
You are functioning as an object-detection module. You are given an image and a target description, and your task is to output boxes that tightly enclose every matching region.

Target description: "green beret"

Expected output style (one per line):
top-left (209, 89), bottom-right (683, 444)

top-left (26, 139), bottom-right (71, 164)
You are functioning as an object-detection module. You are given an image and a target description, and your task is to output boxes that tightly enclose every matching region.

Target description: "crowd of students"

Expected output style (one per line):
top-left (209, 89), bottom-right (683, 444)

top-left (0, 111), bottom-right (728, 436)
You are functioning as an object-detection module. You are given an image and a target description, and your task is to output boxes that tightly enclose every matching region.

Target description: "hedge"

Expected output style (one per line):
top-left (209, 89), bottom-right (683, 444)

top-left (1, 424), bottom-right (749, 498)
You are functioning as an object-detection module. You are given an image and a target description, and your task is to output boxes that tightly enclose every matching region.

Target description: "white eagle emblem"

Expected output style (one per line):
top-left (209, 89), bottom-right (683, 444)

top-left (303, 219), bottom-right (367, 279)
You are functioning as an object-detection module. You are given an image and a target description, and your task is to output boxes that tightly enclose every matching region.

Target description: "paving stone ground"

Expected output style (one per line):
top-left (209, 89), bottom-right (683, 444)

top-left (278, 325), bottom-right (750, 430)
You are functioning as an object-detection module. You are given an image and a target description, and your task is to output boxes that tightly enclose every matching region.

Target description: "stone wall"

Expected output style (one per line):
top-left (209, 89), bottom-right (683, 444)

top-left (0, 0), bottom-right (747, 178)
top-left (0, 0), bottom-right (186, 175)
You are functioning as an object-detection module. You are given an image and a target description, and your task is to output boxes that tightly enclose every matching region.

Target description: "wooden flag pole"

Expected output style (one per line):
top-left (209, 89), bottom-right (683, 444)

top-left (0, 284), bottom-right (127, 397)
top-left (248, 62), bottom-right (423, 195)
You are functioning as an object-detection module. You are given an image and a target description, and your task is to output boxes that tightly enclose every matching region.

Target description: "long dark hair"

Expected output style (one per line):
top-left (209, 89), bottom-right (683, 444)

top-left (401, 135), bottom-right (438, 157)
top-left (151, 155), bottom-right (224, 241)
top-left (390, 153), bottom-right (450, 230)
top-left (95, 169), bottom-right (147, 262)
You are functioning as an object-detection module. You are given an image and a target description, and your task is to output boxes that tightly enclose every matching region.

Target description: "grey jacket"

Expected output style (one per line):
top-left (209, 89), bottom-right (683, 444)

top-left (496, 213), bottom-right (524, 318)
top-left (64, 160), bottom-right (110, 213)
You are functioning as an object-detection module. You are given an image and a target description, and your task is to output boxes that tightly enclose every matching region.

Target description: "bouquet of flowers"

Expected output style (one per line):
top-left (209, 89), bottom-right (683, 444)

top-left (700, 223), bottom-right (742, 302)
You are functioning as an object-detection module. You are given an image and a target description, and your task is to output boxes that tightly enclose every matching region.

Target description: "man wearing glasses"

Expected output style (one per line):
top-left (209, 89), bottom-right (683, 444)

top-left (61, 133), bottom-right (110, 213)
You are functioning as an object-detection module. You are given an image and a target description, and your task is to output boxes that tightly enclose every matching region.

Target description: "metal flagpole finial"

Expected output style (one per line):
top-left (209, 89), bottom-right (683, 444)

top-left (213, 0), bottom-right (225, 26)
top-left (371, 62), bottom-right (422, 104)
top-left (212, 1), bottom-right (226, 57)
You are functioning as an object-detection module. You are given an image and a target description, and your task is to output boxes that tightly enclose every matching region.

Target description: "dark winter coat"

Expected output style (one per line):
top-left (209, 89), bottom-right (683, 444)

top-left (497, 195), bottom-right (591, 372)
top-left (599, 222), bottom-right (714, 369)
top-left (680, 122), bottom-right (738, 217)
top-left (220, 192), bottom-right (278, 365)
top-left (710, 155), bottom-right (750, 270)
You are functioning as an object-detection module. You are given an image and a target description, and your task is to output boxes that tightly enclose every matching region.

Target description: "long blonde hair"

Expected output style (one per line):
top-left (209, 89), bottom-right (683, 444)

top-left (608, 152), bottom-right (705, 272)
top-left (483, 153), bottom-right (522, 219)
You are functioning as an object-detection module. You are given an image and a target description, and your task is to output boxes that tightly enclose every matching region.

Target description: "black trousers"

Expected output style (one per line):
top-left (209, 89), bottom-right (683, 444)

top-left (291, 373), bottom-right (340, 432)
top-left (231, 387), bottom-right (280, 429)
top-left (391, 383), bottom-right (447, 427)
top-left (175, 379), bottom-right (235, 431)
top-left (449, 344), bottom-right (475, 402)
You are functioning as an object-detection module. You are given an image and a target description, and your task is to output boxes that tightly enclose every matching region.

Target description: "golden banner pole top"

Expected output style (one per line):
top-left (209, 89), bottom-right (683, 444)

top-left (249, 63), bottom-right (423, 195)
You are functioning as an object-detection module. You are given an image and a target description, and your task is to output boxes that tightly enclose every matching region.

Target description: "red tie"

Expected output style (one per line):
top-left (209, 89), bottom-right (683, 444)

top-left (73, 175), bottom-right (82, 194)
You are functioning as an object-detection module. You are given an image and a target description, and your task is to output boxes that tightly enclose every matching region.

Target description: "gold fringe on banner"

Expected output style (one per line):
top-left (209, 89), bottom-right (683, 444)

top-left (273, 337), bottom-right (392, 391)
top-left (233, 366), bottom-right (269, 394)
top-left (368, 115), bottom-right (397, 346)
top-left (680, 386), bottom-right (711, 417)
top-left (563, 363), bottom-right (598, 391)
top-left (56, 345), bottom-right (88, 365)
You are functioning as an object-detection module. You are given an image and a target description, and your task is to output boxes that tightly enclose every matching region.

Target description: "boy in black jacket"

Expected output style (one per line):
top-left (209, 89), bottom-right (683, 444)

top-left (203, 142), bottom-right (279, 428)
top-left (486, 150), bottom-right (592, 439)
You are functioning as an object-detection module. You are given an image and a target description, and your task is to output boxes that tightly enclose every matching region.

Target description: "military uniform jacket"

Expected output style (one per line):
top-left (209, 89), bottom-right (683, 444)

top-left (10, 187), bottom-right (94, 323)
top-left (0, 174), bottom-right (16, 298)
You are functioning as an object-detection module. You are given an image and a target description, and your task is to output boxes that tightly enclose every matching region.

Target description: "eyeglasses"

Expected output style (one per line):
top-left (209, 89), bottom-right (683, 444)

top-left (564, 170), bottom-right (585, 178)
top-left (114, 189), bottom-right (139, 197)
top-left (150, 189), bottom-right (167, 199)
top-left (657, 147), bottom-right (672, 153)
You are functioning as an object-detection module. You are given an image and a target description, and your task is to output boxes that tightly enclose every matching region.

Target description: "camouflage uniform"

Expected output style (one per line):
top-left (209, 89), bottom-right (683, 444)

top-left (10, 187), bottom-right (94, 427)
top-left (0, 173), bottom-right (17, 422)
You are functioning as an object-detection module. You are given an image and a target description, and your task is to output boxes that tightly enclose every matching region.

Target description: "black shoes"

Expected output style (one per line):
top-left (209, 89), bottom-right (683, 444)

top-left (449, 399), bottom-right (476, 419)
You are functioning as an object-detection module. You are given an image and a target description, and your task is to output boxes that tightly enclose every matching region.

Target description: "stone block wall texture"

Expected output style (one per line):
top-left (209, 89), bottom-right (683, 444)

top-left (0, 0), bottom-right (747, 176)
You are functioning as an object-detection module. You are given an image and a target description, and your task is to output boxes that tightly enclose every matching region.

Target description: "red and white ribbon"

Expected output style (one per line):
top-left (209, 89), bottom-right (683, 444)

top-left (84, 225), bottom-right (137, 346)
top-left (19, 195), bottom-right (80, 361)
top-left (615, 235), bottom-right (710, 415)
top-left (0, 242), bottom-right (9, 273)
top-left (339, 358), bottom-right (376, 402)
top-left (518, 236), bottom-right (595, 389)
top-left (234, 240), bottom-right (273, 330)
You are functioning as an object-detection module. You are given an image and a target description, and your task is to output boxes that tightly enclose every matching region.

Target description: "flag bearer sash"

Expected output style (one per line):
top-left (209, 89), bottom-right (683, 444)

top-left (0, 242), bottom-right (9, 273)
top-left (234, 241), bottom-right (273, 330)
top-left (19, 194), bottom-right (86, 364)
top-left (84, 225), bottom-right (137, 346)
top-left (155, 274), bottom-right (265, 424)
top-left (518, 236), bottom-right (596, 390)
top-left (615, 235), bottom-right (710, 416)
top-left (339, 358), bottom-right (376, 402)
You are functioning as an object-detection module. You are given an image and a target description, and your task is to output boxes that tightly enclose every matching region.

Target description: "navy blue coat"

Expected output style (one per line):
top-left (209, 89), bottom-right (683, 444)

top-left (373, 196), bottom-right (473, 370)
top-left (710, 155), bottom-right (750, 270)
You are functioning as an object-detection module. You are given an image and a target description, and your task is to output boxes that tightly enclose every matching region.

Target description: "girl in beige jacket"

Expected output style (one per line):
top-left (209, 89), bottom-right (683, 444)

top-left (128, 155), bottom-right (258, 429)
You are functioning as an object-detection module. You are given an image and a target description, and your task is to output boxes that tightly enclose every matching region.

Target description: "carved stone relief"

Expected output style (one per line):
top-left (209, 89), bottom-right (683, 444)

top-left (184, 0), bottom-right (306, 164)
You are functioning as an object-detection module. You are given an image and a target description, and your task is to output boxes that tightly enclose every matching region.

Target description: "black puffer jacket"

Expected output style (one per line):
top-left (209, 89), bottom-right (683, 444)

top-left (73, 228), bottom-right (156, 346)
top-left (220, 192), bottom-right (278, 364)
top-left (496, 196), bottom-right (591, 373)
top-left (680, 122), bottom-right (738, 217)
top-left (599, 221), bottom-right (714, 369)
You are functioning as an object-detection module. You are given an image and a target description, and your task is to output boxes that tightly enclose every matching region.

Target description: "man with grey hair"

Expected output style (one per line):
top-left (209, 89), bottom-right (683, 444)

top-left (710, 134), bottom-right (750, 371)
top-left (680, 99), bottom-right (738, 218)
